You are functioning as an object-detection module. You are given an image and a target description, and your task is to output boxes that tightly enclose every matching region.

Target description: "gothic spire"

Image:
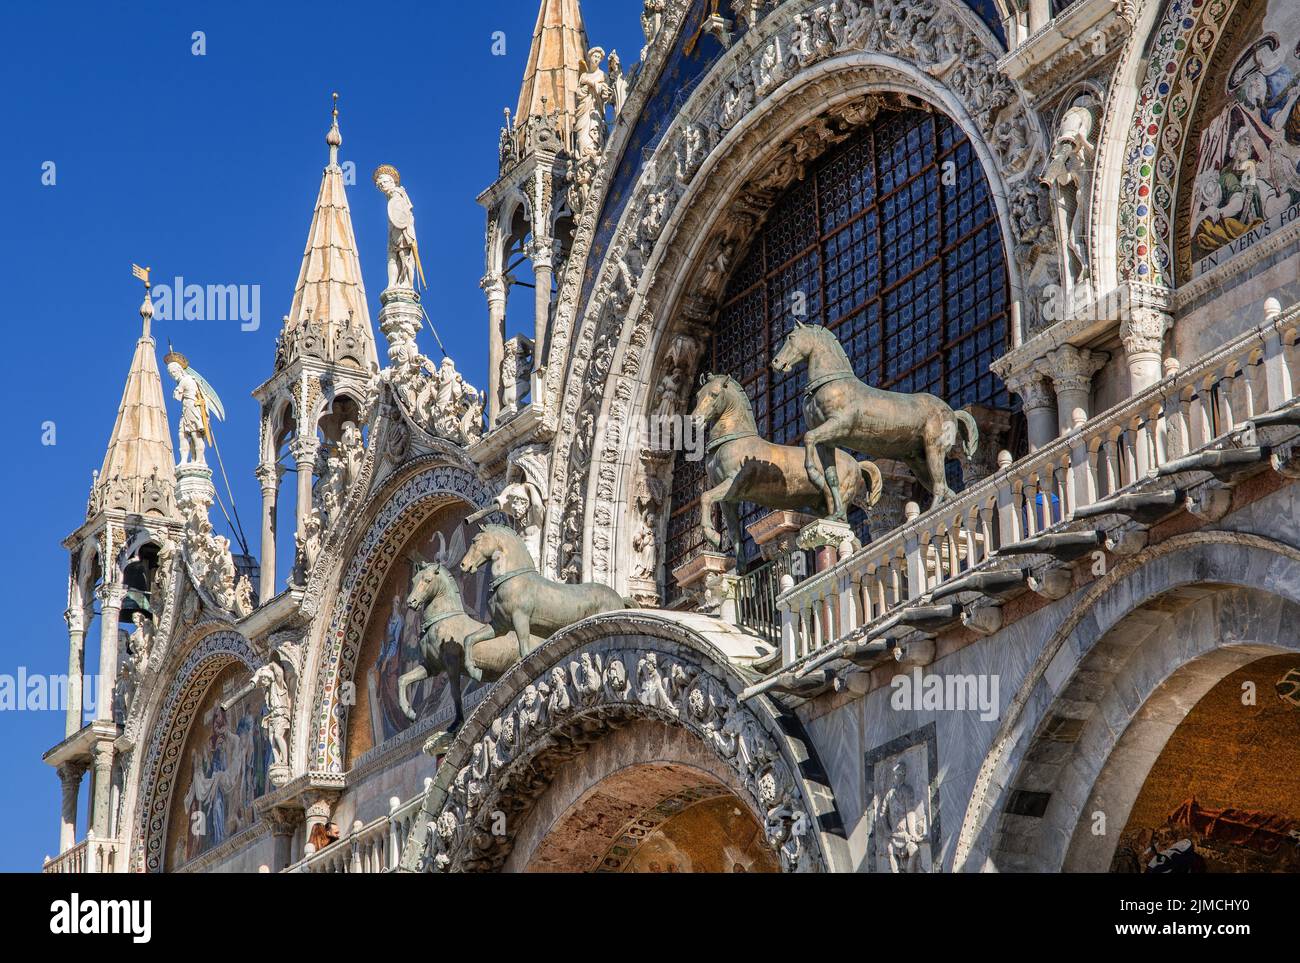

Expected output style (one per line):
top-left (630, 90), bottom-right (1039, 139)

top-left (284, 93), bottom-right (378, 370)
top-left (516, 0), bottom-right (590, 124)
top-left (91, 285), bottom-right (178, 518)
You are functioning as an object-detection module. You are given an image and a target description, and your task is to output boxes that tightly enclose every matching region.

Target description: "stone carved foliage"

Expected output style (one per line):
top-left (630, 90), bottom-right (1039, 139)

top-left (178, 489), bottom-right (252, 620)
top-left (543, 0), bottom-right (1041, 583)
top-left (408, 642), bottom-right (823, 873)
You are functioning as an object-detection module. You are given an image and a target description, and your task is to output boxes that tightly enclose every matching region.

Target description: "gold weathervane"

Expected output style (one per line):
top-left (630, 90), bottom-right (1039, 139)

top-left (131, 263), bottom-right (151, 290)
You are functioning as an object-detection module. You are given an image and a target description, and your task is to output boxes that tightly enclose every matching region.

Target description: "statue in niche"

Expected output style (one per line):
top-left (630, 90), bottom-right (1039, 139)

top-left (339, 421), bottom-right (364, 489)
top-left (874, 758), bottom-right (927, 873)
top-left (608, 51), bottom-right (628, 117)
top-left (641, 0), bottom-right (665, 59)
top-left (252, 660), bottom-right (291, 778)
top-left (1042, 97), bottom-right (1097, 307)
top-left (575, 47), bottom-right (613, 159)
top-left (164, 348), bottom-right (225, 467)
top-left (374, 165), bottom-right (424, 291)
top-left (497, 479), bottom-right (546, 566)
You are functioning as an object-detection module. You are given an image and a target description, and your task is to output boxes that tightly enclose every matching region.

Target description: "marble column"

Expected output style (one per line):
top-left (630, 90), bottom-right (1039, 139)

top-left (1121, 307), bottom-right (1172, 396)
top-left (57, 761), bottom-right (87, 853)
top-left (90, 740), bottom-right (115, 839)
top-left (267, 809), bottom-right (303, 872)
top-left (64, 606), bottom-right (86, 737)
top-left (529, 238), bottom-right (553, 375)
top-left (291, 437), bottom-right (319, 540)
top-left (95, 583), bottom-right (125, 723)
top-left (1038, 345), bottom-right (1107, 435)
top-left (482, 272), bottom-right (508, 429)
top-left (256, 463), bottom-right (280, 601)
top-left (1007, 372), bottom-right (1058, 451)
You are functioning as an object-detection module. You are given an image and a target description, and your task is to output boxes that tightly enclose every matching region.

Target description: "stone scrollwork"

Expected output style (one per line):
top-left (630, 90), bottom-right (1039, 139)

top-left (402, 630), bottom-right (829, 874)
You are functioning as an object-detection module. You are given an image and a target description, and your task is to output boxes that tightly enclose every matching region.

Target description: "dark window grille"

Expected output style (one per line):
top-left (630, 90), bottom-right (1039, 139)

top-left (666, 109), bottom-right (1011, 593)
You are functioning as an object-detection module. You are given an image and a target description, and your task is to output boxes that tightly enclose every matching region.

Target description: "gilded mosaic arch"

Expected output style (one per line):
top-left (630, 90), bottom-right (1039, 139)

top-left (131, 629), bottom-right (258, 873)
top-left (398, 613), bottom-right (844, 873)
top-left (1115, 0), bottom-right (1245, 286)
top-left (540, 0), bottom-right (1042, 587)
top-left (954, 530), bottom-right (1300, 871)
top-left (304, 459), bottom-right (498, 773)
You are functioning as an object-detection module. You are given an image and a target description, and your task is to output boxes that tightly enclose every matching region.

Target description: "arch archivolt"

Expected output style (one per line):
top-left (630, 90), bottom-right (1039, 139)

top-left (954, 530), bottom-right (1300, 871)
top-left (1111, 0), bottom-right (1243, 287)
top-left (301, 457), bottom-right (499, 773)
top-left (129, 628), bottom-right (259, 873)
top-left (542, 0), bottom-right (1045, 589)
top-left (400, 613), bottom-right (843, 873)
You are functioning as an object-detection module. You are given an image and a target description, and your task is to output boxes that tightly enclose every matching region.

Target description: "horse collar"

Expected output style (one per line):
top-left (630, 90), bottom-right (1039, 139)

top-left (705, 429), bottom-right (758, 453)
top-left (490, 566), bottom-right (534, 592)
top-left (421, 609), bottom-right (460, 633)
top-left (804, 370), bottom-right (856, 398)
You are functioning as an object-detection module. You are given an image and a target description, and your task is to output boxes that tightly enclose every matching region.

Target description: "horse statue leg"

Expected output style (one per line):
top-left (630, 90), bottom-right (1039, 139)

top-left (461, 623), bottom-right (495, 675)
top-left (397, 665), bottom-right (428, 722)
top-left (699, 478), bottom-right (731, 550)
top-left (721, 500), bottom-right (745, 567)
top-left (803, 420), bottom-right (847, 522)
top-left (511, 608), bottom-right (533, 659)
top-left (438, 639), bottom-right (468, 734)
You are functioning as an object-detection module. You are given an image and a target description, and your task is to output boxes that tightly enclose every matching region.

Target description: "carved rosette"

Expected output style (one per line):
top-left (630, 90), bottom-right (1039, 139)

top-left (400, 618), bottom-right (834, 873)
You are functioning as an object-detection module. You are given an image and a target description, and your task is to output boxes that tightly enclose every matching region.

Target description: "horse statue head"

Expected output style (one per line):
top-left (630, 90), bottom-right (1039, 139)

top-left (407, 560), bottom-right (460, 612)
top-left (772, 321), bottom-right (845, 374)
top-left (690, 372), bottom-right (751, 429)
top-left (460, 525), bottom-right (535, 576)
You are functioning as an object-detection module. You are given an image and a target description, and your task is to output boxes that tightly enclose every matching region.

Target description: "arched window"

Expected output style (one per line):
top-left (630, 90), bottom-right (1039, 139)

top-left (666, 107), bottom-right (1011, 584)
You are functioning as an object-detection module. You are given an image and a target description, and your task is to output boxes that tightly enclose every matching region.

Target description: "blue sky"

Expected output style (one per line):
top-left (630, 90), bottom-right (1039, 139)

top-left (0, 0), bottom-right (642, 871)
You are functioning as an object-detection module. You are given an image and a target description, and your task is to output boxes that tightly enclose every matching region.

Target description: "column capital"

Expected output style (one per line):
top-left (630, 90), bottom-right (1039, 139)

top-left (255, 462), bottom-right (282, 493)
top-left (480, 272), bottom-right (507, 304)
top-left (1005, 370), bottom-right (1055, 411)
top-left (290, 437), bottom-right (320, 467)
top-left (96, 582), bottom-right (127, 609)
top-left (1121, 307), bottom-right (1171, 358)
top-left (64, 606), bottom-right (85, 633)
top-left (1035, 344), bottom-right (1108, 396)
top-left (526, 238), bottom-right (554, 270)
top-left (57, 761), bottom-right (89, 788)
top-left (92, 740), bottom-right (115, 771)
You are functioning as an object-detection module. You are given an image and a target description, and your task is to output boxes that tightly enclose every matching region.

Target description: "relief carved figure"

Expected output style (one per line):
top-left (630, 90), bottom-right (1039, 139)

top-left (1042, 97), bottom-right (1098, 304)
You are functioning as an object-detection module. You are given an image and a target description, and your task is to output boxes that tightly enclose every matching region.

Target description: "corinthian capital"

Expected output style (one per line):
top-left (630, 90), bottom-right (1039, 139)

top-left (480, 272), bottom-right (507, 305)
top-left (1121, 307), bottom-right (1171, 358)
top-left (1036, 344), bottom-right (1108, 395)
top-left (1005, 371), bottom-right (1055, 411)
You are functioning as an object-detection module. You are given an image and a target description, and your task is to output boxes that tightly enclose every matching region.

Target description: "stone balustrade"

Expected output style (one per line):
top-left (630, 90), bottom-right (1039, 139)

top-left (285, 781), bottom-right (429, 874)
top-left (42, 834), bottom-right (121, 874)
top-left (774, 297), bottom-right (1300, 672)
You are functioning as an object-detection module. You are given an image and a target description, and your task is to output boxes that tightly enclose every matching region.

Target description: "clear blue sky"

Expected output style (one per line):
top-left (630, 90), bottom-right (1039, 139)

top-left (0, 0), bottom-right (642, 871)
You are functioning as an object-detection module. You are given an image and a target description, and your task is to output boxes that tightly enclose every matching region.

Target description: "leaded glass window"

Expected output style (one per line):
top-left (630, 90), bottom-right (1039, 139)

top-left (665, 108), bottom-right (1011, 588)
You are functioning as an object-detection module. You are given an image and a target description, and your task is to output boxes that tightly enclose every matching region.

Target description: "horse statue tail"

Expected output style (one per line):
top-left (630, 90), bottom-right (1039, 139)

top-left (955, 409), bottom-right (980, 459)
top-left (858, 459), bottom-right (883, 507)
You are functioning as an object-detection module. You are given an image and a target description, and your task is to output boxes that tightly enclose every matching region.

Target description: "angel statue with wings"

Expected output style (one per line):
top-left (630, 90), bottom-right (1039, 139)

top-left (164, 346), bottom-right (226, 466)
top-left (374, 164), bottom-right (425, 291)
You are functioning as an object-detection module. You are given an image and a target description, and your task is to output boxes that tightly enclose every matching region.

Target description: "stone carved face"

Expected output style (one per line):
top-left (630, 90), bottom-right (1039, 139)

top-left (375, 172), bottom-right (397, 195)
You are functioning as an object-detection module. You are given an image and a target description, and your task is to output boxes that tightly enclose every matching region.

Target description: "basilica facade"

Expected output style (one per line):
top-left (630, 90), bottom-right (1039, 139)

top-left (43, 0), bottom-right (1300, 874)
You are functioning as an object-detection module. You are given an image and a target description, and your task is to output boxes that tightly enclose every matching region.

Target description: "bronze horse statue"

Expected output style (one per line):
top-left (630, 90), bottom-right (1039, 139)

top-left (399, 560), bottom-right (544, 741)
top-left (692, 373), bottom-right (882, 560)
top-left (460, 525), bottom-right (632, 659)
top-left (772, 322), bottom-right (978, 514)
